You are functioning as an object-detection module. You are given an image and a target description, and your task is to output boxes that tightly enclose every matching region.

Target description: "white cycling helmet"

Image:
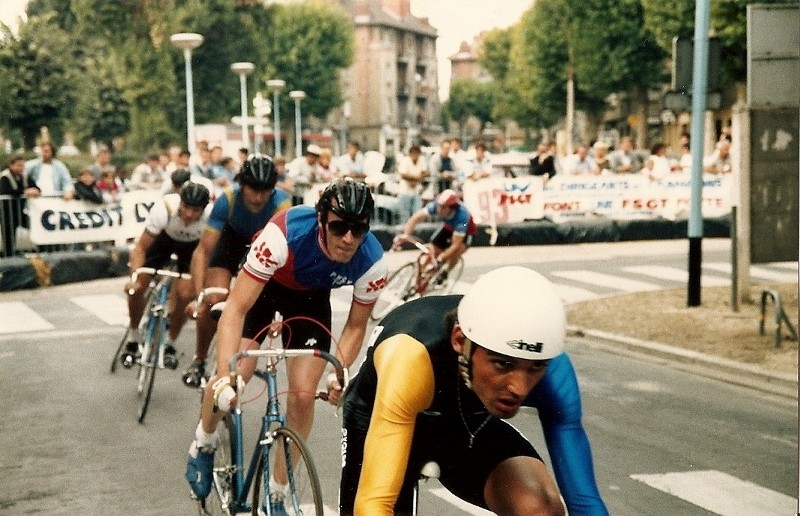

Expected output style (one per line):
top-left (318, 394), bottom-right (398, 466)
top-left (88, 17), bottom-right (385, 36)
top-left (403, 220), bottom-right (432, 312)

top-left (458, 266), bottom-right (566, 360)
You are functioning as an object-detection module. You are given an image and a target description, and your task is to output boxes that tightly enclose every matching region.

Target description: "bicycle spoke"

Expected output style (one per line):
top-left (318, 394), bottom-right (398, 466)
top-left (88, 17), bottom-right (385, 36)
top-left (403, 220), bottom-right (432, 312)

top-left (371, 262), bottom-right (416, 321)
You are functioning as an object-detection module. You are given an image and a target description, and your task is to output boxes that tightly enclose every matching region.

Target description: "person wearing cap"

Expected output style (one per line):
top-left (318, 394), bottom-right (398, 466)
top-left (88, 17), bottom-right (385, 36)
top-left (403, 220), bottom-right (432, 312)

top-left (286, 143), bottom-right (321, 205)
top-left (338, 267), bottom-right (570, 515)
top-left (397, 189), bottom-right (476, 277)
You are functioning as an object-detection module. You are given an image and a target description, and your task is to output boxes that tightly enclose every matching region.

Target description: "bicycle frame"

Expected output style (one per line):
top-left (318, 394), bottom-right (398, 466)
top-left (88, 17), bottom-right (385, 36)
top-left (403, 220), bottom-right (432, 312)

top-left (214, 347), bottom-right (345, 514)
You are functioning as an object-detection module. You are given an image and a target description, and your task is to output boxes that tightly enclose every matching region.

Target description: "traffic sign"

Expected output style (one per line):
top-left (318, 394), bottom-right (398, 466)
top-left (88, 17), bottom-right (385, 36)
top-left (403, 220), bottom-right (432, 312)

top-left (231, 116), bottom-right (270, 126)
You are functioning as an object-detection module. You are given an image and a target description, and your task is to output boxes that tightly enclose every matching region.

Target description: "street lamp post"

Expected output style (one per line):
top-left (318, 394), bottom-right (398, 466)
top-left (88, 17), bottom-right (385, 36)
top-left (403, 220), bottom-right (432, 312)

top-left (289, 90), bottom-right (306, 158)
top-left (230, 62), bottom-right (255, 152)
top-left (170, 33), bottom-right (204, 156)
top-left (266, 79), bottom-right (285, 156)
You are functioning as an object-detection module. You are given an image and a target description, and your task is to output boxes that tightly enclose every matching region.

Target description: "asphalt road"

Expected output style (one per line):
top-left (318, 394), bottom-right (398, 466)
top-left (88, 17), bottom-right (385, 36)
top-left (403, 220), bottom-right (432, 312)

top-left (0, 240), bottom-right (796, 514)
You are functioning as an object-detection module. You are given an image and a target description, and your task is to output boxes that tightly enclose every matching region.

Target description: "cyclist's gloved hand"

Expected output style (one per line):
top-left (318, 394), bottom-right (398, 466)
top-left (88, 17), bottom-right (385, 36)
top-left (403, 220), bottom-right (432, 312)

top-left (211, 376), bottom-right (237, 412)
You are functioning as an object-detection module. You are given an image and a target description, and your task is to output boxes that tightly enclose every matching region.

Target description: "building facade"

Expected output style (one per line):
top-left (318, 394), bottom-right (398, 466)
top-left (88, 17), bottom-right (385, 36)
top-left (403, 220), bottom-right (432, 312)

top-left (337, 0), bottom-right (442, 158)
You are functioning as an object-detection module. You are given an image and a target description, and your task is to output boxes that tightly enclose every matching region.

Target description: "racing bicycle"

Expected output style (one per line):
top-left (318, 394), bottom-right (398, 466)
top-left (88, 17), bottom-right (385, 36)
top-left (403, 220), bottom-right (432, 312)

top-left (196, 312), bottom-right (346, 516)
top-left (110, 255), bottom-right (190, 423)
top-left (371, 234), bottom-right (464, 321)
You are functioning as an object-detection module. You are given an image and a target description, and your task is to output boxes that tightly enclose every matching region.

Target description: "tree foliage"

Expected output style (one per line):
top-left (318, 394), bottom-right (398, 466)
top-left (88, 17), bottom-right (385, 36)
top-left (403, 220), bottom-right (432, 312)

top-left (260, 1), bottom-right (354, 119)
top-left (0, 12), bottom-right (80, 149)
top-left (444, 78), bottom-right (495, 131)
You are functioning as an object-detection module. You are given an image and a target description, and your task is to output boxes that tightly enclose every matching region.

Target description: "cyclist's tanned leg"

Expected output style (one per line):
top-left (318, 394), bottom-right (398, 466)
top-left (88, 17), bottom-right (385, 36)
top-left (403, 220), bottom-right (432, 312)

top-left (272, 355), bottom-right (327, 484)
top-left (194, 267), bottom-right (231, 361)
top-left (167, 277), bottom-right (194, 341)
top-left (484, 456), bottom-right (565, 515)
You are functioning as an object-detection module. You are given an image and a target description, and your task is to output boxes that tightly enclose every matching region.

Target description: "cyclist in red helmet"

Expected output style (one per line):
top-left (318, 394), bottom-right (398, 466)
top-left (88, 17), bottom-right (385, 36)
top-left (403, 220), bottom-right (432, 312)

top-left (397, 188), bottom-right (476, 276)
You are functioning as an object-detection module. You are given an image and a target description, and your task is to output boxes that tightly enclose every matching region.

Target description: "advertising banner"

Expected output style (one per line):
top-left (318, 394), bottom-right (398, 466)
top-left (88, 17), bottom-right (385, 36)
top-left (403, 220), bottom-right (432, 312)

top-left (28, 190), bottom-right (162, 245)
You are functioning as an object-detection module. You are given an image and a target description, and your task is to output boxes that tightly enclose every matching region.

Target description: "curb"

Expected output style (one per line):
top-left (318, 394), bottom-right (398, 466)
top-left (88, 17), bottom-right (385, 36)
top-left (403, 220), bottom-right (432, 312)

top-left (568, 326), bottom-right (798, 400)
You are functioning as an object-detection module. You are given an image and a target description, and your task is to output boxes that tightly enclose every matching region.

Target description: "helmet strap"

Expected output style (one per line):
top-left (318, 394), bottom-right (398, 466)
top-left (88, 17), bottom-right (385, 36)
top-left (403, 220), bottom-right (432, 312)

top-left (457, 338), bottom-right (474, 389)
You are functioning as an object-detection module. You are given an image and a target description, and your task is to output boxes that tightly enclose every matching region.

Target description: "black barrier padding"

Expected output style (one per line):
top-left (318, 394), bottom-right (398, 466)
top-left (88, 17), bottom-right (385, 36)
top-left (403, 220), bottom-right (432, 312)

top-left (495, 220), bottom-right (563, 246)
top-left (617, 218), bottom-right (681, 241)
top-left (47, 250), bottom-right (111, 285)
top-left (702, 216), bottom-right (731, 238)
top-left (106, 247), bottom-right (130, 278)
top-left (557, 218), bottom-right (621, 244)
top-left (0, 257), bottom-right (39, 291)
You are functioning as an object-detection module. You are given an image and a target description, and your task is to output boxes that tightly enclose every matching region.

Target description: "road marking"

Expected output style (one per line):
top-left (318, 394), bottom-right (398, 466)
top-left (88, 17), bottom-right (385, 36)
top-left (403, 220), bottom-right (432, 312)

top-left (0, 301), bottom-right (54, 333)
top-left (553, 283), bottom-right (599, 304)
top-left (623, 265), bottom-right (730, 286)
top-left (429, 488), bottom-right (493, 515)
top-left (749, 266), bottom-right (798, 284)
top-left (704, 262), bottom-right (798, 284)
top-left (70, 294), bottom-right (128, 326)
top-left (551, 270), bottom-right (661, 292)
top-left (631, 469), bottom-right (795, 515)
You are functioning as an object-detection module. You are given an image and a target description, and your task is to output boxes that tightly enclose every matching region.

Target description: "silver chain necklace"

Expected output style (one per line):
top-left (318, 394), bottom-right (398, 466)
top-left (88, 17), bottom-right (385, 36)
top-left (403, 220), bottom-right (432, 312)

top-left (456, 381), bottom-right (492, 448)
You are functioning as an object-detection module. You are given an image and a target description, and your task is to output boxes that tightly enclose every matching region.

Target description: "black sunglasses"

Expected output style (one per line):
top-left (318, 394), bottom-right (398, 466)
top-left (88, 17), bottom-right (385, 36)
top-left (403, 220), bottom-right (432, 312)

top-left (327, 219), bottom-right (370, 238)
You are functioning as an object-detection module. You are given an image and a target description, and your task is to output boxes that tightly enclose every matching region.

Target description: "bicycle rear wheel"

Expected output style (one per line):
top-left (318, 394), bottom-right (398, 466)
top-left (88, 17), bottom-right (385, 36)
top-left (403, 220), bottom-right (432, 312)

top-left (371, 262), bottom-right (417, 321)
top-left (252, 426), bottom-right (323, 516)
top-left (137, 315), bottom-right (163, 424)
top-left (203, 415), bottom-right (237, 515)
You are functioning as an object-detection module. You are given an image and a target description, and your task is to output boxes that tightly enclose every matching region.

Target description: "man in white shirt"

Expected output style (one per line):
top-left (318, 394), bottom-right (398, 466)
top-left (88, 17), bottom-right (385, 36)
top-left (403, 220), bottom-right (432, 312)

top-left (286, 144), bottom-right (321, 205)
top-left (24, 141), bottom-right (74, 199)
top-left (337, 141), bottom-right (366, 180)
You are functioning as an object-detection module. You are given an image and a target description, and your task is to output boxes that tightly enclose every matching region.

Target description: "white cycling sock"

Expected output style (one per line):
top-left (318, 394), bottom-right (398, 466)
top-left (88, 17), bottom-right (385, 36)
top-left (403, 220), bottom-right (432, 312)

top-left (269, 476), bottom-right (289, 499)
top-left (193, 422), bottom-right (219, 451)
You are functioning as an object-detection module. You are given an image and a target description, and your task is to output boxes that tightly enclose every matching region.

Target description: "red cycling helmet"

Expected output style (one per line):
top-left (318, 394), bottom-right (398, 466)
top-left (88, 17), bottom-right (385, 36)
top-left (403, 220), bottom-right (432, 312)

top-left (437, 189), bottom-right (459, 208)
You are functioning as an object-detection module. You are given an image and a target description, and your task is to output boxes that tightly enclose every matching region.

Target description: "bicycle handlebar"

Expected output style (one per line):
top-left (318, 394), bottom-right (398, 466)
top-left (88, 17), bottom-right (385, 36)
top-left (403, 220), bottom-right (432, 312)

top-left (392, 234), bottom-right (429, 253)
top-left (128, 267), bottom-right (191, 295)
top-left (192, 287), bottom-right (230, 318)
top-left (228, 348), bottom-right (347, 399)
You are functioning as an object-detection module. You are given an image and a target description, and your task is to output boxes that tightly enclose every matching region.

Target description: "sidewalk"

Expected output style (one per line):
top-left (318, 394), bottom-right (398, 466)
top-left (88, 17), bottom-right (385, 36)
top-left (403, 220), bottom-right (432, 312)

top-left (569, 326), bottom-right (798, 400)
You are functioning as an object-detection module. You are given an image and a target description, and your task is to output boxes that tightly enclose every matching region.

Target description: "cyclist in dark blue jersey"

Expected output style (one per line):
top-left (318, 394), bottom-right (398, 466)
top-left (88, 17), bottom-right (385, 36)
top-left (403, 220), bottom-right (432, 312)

top-left (186, 179), bottom-right (388, 512)
top-left (182, 155), bottom-right (292, 387)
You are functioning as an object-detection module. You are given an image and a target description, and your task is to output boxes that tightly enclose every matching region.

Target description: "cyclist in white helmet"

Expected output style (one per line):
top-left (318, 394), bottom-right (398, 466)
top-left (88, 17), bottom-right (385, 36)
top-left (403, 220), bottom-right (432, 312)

top-left (339, 266), bottom-right (567, 515)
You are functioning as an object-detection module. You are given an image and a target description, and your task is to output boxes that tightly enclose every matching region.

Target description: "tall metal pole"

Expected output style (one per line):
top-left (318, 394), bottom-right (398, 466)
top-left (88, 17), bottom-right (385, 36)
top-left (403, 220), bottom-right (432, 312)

top-left (170, 33), bottom-right (204, 156)
top-left (687, 0), bottom-right (711, 307)
top-left (231, 62), bottom-right (255, 152)
top-left (289, 90), bottom-right (306, 158)
top-left (267, 80), bottom-right (285, 156)
top-left (184, 48), bottom-right (197, 155)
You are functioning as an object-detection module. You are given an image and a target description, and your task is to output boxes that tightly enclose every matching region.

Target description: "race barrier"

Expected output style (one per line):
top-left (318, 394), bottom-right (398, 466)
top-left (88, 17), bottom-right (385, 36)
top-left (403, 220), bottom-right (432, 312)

top-left (0, 176), bottom-right (733, 292)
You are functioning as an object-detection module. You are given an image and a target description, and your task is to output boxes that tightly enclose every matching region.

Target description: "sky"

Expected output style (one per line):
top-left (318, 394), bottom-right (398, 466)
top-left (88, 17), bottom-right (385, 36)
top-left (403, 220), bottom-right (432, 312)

top-left (0, 0), bottom-right (533, 99)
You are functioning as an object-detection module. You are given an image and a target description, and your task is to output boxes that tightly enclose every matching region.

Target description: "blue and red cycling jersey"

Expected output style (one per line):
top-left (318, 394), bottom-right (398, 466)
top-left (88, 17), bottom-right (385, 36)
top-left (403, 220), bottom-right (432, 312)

top-left (242, 205), bottom-right (387, 305)
top-left (424, 201), bottom-right (477, 237)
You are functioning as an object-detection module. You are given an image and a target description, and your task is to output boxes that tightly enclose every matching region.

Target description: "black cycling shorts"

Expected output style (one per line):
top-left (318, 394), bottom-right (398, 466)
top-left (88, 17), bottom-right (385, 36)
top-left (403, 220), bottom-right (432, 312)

top-left (243, 279), bottom-right (332, 352)
top-left (208, 223), bottom-right (250, 275)
top-left (430, 226), bottom-right (473, 251)
top-left (339, 406), bottom-right (541, 514)
top-left (143, 232), bottom-right (198, 273)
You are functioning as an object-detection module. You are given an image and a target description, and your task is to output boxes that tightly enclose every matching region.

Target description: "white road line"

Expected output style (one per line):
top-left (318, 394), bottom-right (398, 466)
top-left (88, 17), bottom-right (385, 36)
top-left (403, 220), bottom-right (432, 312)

top-left (623, 265), bottom-right (730, 287)
top-left (553, 283), bottom-right (599, 304)
top-left (749, 266), bottom-right (798, 284)
top-left (705, 262), bottom-right (798, 283)
top-left (0, 301), bottom-right (54, 333)
top-left (551, 270), bottom-right (661, 292)
top-left (429, 488), bottom-right (494, 515)
top-left (631, 470), bottom-right (795, 516)
top-left (70, 294), bottom-right (128, 326)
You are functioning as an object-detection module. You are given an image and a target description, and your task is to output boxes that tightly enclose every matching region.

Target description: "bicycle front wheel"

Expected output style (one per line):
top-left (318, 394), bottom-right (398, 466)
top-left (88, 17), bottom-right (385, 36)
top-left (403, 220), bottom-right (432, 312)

top-left (371, 262), bottom-right (417, 321)
top-left (110, 327), bottom-right (131, 374)
top-left (203, 415), bottom-right (236, 515)
top-left (252, 427), bottom-right (323, 516)
top-left (137, 316), bottom-right (163, 424)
